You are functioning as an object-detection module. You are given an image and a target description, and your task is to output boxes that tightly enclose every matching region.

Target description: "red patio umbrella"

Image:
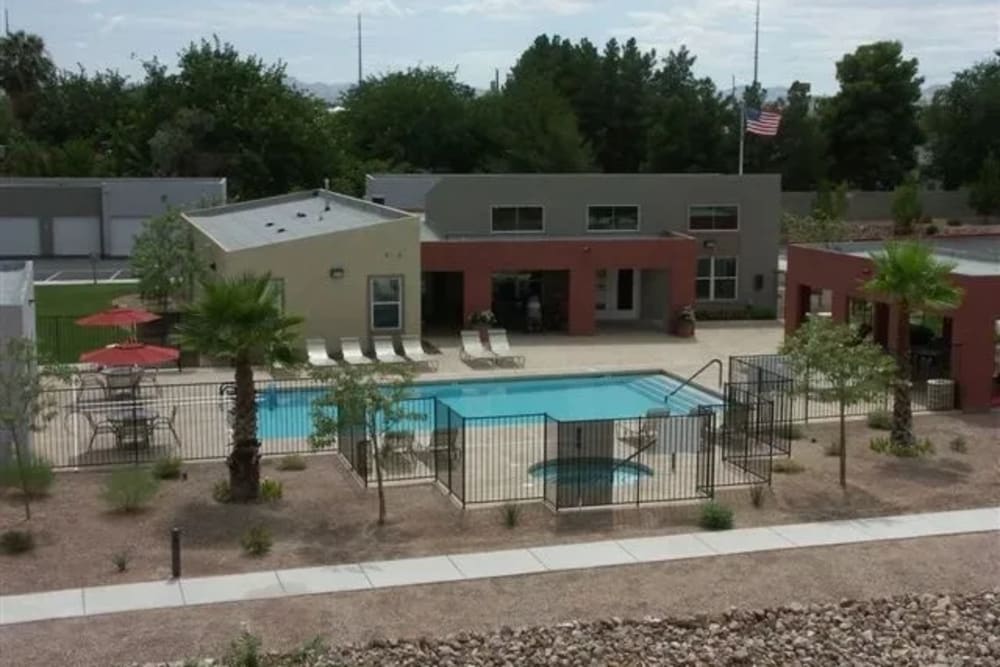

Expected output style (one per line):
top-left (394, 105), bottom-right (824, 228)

top-left (75, 306), bottom-right (160, 328)
top-left (80, 342), bottom-right (180, 367)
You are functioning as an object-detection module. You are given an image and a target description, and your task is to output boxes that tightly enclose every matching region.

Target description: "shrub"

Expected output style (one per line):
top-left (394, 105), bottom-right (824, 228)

top-left (259, 478), bottom-right (283, 503)
top-left (276, 454), bottom-right (307, 471)
top-left (949, 436), bottom-right (968, 453)
top-left (749, 485), bottom-right (766, 508)
top-left (925, 223), bottom-right (939, 236)
top-left (101, 468), bottom-right (160, 512)
top-left (0, 529), bottom-right (34, 555)
top-left (699, 502), bottom-right (734, 530)
top-left (772, 458), bottom-right (805, 474)
top-left (222, 629), bottom-right (263, 667)
top-left (240, 526), bottom-right (272, 557)
top-left (500, 503), bottom-right (521, 529)
top-left (212, 479), bottom-right (232, 503)
top-left (775, 423), bottom-right (805, 440)
top-left (824, 440), bottom-right (842, 457)
top-left (0, 456), bottom-right (55, 497)
top-left (111, 549), bottom-right (130, 573)
top-left (152, 456), bottom-right (183, 480)
top-left (866, 409), bottom-right (892, 430)
top-left (946, 218), bottom-right (963, 227)
top-left (870, 436), bottom-right (935, 458)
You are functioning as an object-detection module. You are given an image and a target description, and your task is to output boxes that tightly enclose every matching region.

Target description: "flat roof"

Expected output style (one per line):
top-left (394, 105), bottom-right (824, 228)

top-left (0, 177), bottom-right (225, 186)
top-left (817, 237), bottom-right (1000, 277)
top-left (0, 261), bottom-right (32, 306)
top-left (185, 189), bottom-right (413, 252)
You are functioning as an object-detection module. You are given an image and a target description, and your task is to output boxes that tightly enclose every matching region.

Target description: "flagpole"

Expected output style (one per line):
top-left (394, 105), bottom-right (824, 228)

top-left (738, 104), bottom-right (745, 176)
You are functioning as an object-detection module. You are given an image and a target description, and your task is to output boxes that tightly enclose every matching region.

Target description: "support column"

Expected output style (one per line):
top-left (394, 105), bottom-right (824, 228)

top-left (567, 268), bottom-right (596, 335)
top-left (784, 281), bottom-right (810, 334)
top-left (462, 267), bottom-right (492, 325)
top-left (951, 313), bottom-right (994, 411)
top-left (668, 262), bottom-right (696, 334)
top-left (831, 291), bottom-right (849, 324)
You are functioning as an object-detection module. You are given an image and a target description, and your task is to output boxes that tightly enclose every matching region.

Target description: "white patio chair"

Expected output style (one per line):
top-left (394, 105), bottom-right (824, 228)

top-left (340, 337), bottom-right (373, 365)
top-left (401, 335), bottom-right (438, 371)
top-left (486, 329), bottom-right (525, 367)
top-left (459, 330), bottom-right (495, 367)
top-left (373, 336), bottom-right (407, 365)
top-left (306, 338), bottom-right (337, 367)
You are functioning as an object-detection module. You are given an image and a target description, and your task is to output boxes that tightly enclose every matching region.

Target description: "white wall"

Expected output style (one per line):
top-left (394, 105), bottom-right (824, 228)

top-left (0, 217), bottom-right (41, 256)
top-left (53, 216), bottom-right (101, 256)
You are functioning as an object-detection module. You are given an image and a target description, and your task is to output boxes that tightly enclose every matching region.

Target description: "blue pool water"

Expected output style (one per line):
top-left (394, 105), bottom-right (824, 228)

top-left (257, 372), bottom-right (720, 440)
top-left (528, 458), bottom-right (653, 486)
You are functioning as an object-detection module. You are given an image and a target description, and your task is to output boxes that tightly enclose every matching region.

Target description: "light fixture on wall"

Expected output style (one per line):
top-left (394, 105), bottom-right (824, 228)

top-left (329, 267), bottom-right (345, 280)
top-left (702, 240), bottom-right (717, 250)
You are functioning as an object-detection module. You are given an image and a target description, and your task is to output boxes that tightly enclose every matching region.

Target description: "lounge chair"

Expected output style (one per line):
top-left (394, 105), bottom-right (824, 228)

top-left (306, 338), bottom-right (337, 367)
top-left (78, 410), bottom-right (118, 452)
top-left (486, 329), bottom-right (525, 367)
top-left (401, 335), bottom-right (438, 371)
top-left (373, 336), bottom-right (407, 365)
top-left (459, 330), bottom-right (495, 367)
top-left (340, 337), bottom-right (373, 365)
top-left (620, 407), bottom-right (671, 448)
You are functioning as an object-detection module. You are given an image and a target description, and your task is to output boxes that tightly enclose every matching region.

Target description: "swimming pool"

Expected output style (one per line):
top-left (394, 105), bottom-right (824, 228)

top-left (257, 372), bottom-right (720, 439)
top-left (528, 458), bottom-right (653, 487)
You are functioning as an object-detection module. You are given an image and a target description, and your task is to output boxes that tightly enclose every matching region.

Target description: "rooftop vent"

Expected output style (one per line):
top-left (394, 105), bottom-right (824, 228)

top-left (265, 222), bottom-right (275, 227)
top-left (296, 212), bottom-right (306, 218)
top-left (276, 228), bottom-right (286, 234)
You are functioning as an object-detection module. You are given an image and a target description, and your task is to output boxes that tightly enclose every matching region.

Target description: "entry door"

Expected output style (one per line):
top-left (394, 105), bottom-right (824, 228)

top-left (595, 269), bottom-right (639, 320)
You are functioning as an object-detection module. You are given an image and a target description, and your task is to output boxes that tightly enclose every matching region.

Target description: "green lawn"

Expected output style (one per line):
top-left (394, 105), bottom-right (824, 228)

top-left (34, 283), bottom-right (137, 317)
top-left (34, 284), bottom-right (139, 362)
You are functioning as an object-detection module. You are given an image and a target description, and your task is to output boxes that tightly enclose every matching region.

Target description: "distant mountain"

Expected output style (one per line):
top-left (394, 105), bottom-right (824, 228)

top-left (287, 78), bottom-right (353, 104)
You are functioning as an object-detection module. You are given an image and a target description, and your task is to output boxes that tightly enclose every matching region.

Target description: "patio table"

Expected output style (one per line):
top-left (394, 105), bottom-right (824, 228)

top-left (106, 408), bottom-right (160, 448)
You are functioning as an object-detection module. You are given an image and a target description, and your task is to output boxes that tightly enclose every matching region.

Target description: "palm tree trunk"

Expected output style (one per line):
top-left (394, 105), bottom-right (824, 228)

top-left (891, 304), bottom-right (915, 449)
top-left (370, 418), bottom-right (387, 525)
top-left (228, 355), bottom-right (260, 502)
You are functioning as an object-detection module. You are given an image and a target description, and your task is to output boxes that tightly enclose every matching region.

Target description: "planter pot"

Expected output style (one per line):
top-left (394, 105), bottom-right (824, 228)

top-left (675, 321), bottom-right (695, 338)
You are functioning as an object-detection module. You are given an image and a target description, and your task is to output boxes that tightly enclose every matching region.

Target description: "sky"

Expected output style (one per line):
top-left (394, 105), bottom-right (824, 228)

top-left (7, 0), bottom-right (999, 94)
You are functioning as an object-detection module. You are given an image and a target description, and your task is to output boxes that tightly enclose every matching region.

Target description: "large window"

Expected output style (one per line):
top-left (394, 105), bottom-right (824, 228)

top-left (689, 205), bottom-right (739, 231)
top-left (491, 206), bottom-right (544, 233)
top-left (696, 257), bottom-right (738, 301)
top-left (370, 276), bottom-right (403, 330)
top-left (587, 205), bottom-right (639, 232)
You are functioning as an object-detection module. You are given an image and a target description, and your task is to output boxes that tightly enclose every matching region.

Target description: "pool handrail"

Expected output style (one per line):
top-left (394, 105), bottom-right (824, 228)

top-left (665, 358), bottom-right (723, 406)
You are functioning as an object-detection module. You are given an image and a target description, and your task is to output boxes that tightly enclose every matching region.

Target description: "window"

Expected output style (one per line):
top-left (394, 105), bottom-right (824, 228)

top-left (689, 205), bottom-right (739, 231)
top-left (267, 278), bottom-right (285, 313)
top-left (491, 206), bottom-right (544, 232)
top-left (696, 257), bottom-right (738, 301)
top-left (370, 276), bottom-right (403, 330)
top-left (587, 206), bottom-right (639, 231)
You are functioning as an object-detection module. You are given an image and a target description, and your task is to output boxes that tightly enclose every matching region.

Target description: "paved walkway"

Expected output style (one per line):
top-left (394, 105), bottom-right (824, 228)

top-left (2, 506), bottom-right (996, 627)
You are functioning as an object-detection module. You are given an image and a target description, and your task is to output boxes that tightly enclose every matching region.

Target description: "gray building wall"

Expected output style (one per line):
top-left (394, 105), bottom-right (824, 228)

top-left (0, 178), bottom-right (227, 259)
top-left (425, 174), bottom-right (781, 311)
top-left (364, 174), bottom-right (440, 211)
top-left (782, 189), bottom-right (978, 221)
top-left (0, 261), bottom-right (36, 464)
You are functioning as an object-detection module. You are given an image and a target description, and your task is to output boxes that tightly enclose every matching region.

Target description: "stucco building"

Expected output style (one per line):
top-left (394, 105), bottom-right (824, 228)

top-left (785, 237), bottom-right (1000, 412)
top-left (184, 190), bottom-right (421, 352)
top-left (0, 178), bottom-right (227, 259)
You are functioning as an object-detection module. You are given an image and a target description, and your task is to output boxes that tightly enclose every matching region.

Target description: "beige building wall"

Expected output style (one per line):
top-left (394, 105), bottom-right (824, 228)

top-left (208, 216), bottom-right (421, 352)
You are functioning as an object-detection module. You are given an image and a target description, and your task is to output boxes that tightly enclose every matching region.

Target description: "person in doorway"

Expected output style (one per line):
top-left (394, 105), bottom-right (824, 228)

top-left (526, 293), bottom-right (542, 332)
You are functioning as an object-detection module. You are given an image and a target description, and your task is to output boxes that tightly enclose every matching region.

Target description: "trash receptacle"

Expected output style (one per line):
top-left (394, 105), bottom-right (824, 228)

top-left (926, 379), bottom-right (955, 411)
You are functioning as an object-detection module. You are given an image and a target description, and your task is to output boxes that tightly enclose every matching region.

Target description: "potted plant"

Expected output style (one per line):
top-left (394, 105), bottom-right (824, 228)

top-left (468, 309), bottom-right (498, 340)
top-left (675, 305), bottom-right (696, 338)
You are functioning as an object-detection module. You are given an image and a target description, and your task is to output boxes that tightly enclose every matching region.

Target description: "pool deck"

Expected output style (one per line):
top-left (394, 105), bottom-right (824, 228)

top-left (2, 505), bottom-right (996, 626)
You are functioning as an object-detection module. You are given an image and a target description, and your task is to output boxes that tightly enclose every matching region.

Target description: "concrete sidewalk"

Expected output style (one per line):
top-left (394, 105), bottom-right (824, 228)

top-left (1, 506), bottom-right (997, 626)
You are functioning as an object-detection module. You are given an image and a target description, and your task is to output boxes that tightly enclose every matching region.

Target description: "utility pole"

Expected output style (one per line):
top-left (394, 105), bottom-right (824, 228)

top-left (357, 13), bottom-right (363, 85)
top-left (753, 0), bottom-right (760, 86)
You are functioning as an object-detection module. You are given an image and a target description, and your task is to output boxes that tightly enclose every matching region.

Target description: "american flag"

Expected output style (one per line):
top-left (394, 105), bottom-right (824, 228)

top-left (745, 108), bottom-right (781, 136)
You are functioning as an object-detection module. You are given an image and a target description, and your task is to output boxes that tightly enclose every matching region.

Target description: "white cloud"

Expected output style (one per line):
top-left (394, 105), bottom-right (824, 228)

top-left (442, 0), bottom-right (594, 19)
top-left (332, 0), bottom-right (416, 17)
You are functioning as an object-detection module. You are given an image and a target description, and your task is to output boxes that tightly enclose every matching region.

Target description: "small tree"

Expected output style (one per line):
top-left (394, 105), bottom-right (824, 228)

top-left (310, 364), bottom-right (420, 525)
top-left (781, 318), bottom-right (895, 488)
top-left (781, 212), bottom-right (847, 245)
top-left (891, 175), bottom-right (923, 236)
top-left (0, 338), bottom-right (70, 519)
top-left (968, 152), bottom-right (1000, 217)
top-left (813, 180), bottom-right (849, 221)
top-left (130, 209), bottom-right (205, 309)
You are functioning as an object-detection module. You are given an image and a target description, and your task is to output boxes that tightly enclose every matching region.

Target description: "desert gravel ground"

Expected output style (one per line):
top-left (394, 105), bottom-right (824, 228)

top-left (1, 532), bottom-right (998, 666)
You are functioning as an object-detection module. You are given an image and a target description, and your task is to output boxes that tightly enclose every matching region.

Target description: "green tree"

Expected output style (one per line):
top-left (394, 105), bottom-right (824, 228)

top-left (823, 41), bottom-right (924, 189)
top-left (968, 152), bottom-right (1000, 216)
top-left (781, 319), bottom-right (895, 487)
top-left (310, 364), bottom-right (420, 525)
top-left (925, 51), bottom-right (1000, 189)
top-left (813, 180), bottom-right (850, 220)
top-left (0, 338), bottom-right (70, 519)
top-left (0, 31), bottom-right (55, 124)
top-left (176, 274), bottom-right (302, 501)
top-left (131, 209), bottom-right (208, 308)
top-left (891, 174), bottom-right (923, 235)
top-left (863, 243), bottom-right (963, 449)
top-left (594, 38), bottom-right (655, 172)
top-left (772, 82), bottom-right (828, 189)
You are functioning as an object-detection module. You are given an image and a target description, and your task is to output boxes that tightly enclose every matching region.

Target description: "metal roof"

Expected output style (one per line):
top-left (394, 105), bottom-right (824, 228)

top-left (184, 189), bottom-right (413, 252)
top-left (821, 237), bottom-right (1000, 277)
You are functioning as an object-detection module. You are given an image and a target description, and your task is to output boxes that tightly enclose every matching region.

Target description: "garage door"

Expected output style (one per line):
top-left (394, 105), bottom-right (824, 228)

top-left (53, 216), bottom-right (101, 256)
top-left (107, 217), bottom-right (148, 257)
top-left (0, 217), bottom-right (41, 257)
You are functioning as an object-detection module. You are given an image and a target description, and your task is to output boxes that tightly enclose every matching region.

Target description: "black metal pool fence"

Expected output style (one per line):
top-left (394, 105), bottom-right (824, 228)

top-left (34, 364), bottom-right (795, 510)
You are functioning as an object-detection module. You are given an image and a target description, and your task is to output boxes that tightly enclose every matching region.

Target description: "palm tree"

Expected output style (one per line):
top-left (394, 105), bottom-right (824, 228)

top-left (177, 274), bottom-right (302, 501)
top-left (0, 31), bottom-right (56, 123)
top-left (864, 242), bottom-right (963, 448)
